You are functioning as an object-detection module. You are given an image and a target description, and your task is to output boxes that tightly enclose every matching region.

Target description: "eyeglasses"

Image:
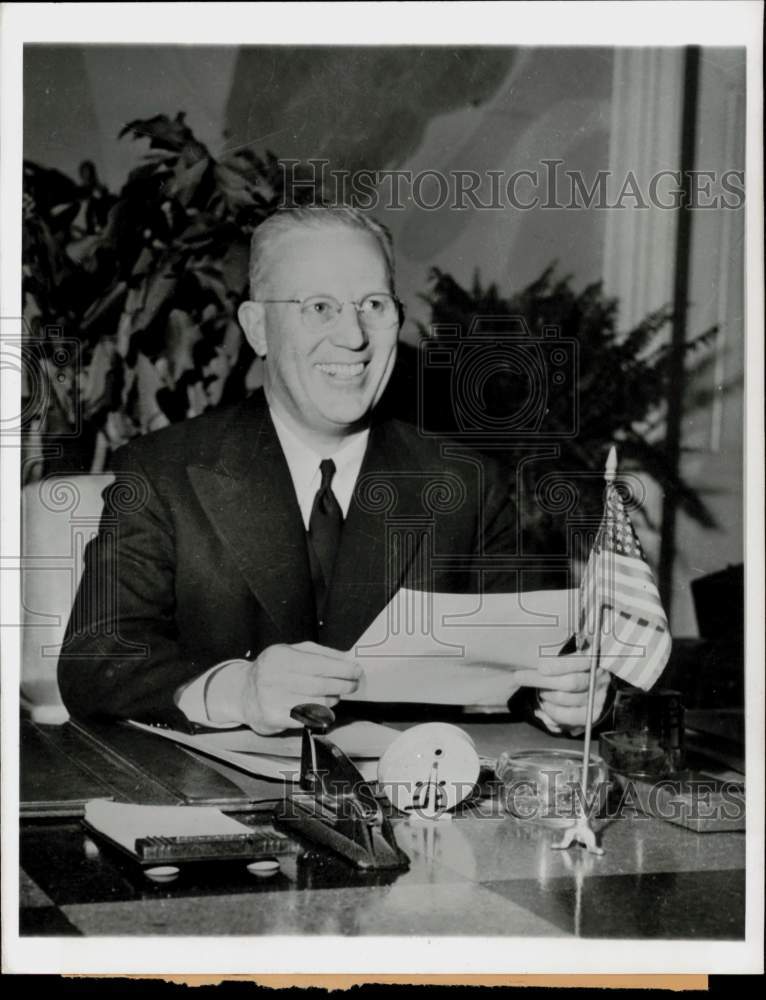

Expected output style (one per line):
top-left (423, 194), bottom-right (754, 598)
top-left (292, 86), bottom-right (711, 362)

top-left (256, 293), bottom-right (403, 331)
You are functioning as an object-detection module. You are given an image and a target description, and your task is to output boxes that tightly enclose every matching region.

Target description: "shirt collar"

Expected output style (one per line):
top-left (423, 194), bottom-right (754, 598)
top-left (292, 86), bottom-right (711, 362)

top-left (269, 407), bottom-right (370, 525)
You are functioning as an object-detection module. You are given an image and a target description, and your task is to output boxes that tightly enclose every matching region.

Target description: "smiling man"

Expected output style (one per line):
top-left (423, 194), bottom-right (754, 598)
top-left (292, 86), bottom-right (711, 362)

top-left (239, 213), bottom-right (400, 453)
top-left (59, 206), bottom-right (606, 735)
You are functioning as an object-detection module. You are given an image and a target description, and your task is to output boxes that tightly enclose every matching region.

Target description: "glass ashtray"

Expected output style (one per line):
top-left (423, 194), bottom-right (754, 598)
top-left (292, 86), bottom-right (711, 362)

top-left (496, 748), bottom-right (609, 828)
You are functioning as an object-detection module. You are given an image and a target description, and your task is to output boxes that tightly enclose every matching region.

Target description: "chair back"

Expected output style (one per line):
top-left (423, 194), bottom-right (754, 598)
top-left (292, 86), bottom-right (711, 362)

top-left (21, 474), bottom-right (114, 723)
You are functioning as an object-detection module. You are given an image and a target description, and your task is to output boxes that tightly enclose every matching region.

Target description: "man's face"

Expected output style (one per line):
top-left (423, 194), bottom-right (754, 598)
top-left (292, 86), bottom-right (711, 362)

top-left (240, 225), bottom-right (399, 440)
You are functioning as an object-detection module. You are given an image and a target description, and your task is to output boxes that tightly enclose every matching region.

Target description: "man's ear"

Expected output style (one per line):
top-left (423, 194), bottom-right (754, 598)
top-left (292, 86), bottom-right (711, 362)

top-left (238, 301), bottom-right (267, 357)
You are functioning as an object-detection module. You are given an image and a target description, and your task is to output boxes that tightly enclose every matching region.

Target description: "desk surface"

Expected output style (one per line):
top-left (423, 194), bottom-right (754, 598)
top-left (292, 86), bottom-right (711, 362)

top-left (20, 718), bottom-right (745, 939)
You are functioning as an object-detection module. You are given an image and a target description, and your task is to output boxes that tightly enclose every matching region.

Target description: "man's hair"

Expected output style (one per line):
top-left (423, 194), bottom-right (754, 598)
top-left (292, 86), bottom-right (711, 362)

top-left (248, 206), bottom-right (396, 299)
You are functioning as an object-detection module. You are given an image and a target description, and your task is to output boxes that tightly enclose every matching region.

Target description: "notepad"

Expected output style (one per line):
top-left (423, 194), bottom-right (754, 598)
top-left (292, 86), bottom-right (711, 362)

top-left (83, 799), bottom-right (292, 864)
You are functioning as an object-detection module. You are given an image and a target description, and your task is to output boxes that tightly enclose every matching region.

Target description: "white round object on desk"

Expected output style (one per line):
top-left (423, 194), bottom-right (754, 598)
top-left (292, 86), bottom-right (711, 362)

top-left (391, 721), bottom-right (475, 748)
top-left (144, 865), bottom-right (179, 883)
top-left (377, 723), bottom-right (480, 818)
top-left (246, 859), bottom-right (280, 877)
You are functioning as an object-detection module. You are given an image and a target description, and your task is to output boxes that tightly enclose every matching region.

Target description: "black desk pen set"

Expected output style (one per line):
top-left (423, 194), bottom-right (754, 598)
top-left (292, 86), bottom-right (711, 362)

top-left (275, 704), bottom-right (410, 871)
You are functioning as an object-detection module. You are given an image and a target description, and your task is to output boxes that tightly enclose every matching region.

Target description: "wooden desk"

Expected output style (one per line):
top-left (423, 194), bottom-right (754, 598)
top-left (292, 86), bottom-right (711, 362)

top-left (19, 717), bottom-right (745, 939)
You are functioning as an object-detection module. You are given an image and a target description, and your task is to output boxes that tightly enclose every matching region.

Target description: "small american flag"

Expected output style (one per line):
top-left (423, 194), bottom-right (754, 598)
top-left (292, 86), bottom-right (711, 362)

top-left (577, 474), bottom-right (672, 691)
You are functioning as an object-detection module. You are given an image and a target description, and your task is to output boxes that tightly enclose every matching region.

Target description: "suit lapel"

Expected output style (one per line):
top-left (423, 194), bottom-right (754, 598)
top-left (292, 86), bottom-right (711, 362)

top-left (187, 394), bottom-right (316, 642)
top-left (322, 420), bottom-right (428, 650)
top-left (187, 395), bottom-right (429, 651)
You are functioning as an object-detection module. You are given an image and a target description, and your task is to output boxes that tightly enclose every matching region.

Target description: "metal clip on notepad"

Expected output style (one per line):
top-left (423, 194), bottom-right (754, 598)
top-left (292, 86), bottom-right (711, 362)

top-left (274, 704), bottom-right (409, 871)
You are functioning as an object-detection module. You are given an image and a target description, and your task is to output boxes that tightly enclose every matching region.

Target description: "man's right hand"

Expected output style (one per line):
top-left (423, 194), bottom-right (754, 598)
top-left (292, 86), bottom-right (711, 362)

top-left (205, 641), bottom-right (362, 735)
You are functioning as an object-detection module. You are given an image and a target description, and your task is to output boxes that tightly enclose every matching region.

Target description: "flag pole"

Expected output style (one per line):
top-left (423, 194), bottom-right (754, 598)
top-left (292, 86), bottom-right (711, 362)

top-left (553, 446), bottom-right (617, 856)
top-left (580, 447), bottom-right (617, 791)
top-left (579, 600), bottom-right (606, 800)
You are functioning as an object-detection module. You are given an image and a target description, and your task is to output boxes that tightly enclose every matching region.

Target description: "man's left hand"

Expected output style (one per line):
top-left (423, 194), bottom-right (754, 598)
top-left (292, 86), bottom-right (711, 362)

top-left (513, 654), bottom-right (611, 730)
top-left (538, 655), bottom-right (610, 729)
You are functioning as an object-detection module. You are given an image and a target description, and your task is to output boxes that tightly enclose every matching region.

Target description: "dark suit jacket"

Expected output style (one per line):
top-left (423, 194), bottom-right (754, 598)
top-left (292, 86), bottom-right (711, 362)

top-left (59, 390), bottom-right (561, 729)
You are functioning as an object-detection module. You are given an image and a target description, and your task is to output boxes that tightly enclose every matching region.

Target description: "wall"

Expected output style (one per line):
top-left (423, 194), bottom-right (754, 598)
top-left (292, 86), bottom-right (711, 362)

top-left (377, 47), bottom-right (615, 336)
top-left (24, 45), bottom-right (238, 190)
top-left (25, 44), bottom-right (613, 332)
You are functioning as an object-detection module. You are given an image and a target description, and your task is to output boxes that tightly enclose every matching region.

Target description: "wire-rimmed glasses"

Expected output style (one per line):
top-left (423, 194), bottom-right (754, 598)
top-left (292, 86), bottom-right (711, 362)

top-left (256, 292), bottom-right (402, 331)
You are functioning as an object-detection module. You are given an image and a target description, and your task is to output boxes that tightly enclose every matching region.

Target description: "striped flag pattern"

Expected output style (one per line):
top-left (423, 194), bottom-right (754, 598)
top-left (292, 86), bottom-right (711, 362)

top-left (577, 481), bottom-right (672, 690)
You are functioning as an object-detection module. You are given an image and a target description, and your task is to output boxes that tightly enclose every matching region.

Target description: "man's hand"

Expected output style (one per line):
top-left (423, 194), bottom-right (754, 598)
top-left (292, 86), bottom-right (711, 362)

top-left (513, 655), bottom-right (611, 730)
top-left (205, 641), bottom-right (362, 735)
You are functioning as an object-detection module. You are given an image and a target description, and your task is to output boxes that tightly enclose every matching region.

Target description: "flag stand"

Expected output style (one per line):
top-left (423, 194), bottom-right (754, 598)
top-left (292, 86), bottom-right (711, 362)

top-left (551, 446), bottom-right (618, 856)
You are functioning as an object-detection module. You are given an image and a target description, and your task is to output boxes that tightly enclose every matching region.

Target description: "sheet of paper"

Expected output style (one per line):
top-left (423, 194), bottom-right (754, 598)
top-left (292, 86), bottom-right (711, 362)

top-left (171, 746), bottom-right (378, 785)
top-left (84, 799), bottom-right (252, 853)
top-left (156, 720), bottom-right (400, 759)
top-left (347, 587), bottom-right (577, 705)
top-left (129, 720), bottom-right (399, 782)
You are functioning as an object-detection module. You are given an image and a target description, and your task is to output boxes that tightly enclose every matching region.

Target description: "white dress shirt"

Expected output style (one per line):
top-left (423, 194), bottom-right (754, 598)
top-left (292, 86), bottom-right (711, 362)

top-left (174, 408), bottom-right (369, 726)
top-left (269, 409), bottom-right (369, 528)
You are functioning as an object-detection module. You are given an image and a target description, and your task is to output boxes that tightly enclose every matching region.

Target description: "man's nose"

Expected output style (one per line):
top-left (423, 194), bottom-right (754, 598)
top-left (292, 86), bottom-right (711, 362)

top-left (331, 304), bottom-right (368, 349)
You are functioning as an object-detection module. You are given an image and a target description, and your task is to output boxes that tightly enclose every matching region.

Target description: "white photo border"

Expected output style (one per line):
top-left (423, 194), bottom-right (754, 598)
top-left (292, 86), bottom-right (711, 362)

top-left (2, 0), bottom-right (763, 977)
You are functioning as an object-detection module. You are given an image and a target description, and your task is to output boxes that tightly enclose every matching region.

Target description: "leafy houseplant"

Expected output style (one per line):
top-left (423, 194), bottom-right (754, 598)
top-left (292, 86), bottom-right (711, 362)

top-left (21, 113), bottom-right (315, 480)
top-left (380, 267), bottom-right (718, 561)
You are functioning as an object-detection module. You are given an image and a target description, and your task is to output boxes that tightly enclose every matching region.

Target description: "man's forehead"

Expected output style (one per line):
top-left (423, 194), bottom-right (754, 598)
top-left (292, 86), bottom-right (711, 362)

top-left (270, 224), bottom-right (386, 261)
top-left (263, 224), bottom-right (391, 289)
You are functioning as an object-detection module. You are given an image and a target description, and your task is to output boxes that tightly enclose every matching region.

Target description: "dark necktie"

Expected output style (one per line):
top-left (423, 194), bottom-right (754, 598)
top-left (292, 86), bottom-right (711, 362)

top-left (307, 459), bottom-right (343, 620)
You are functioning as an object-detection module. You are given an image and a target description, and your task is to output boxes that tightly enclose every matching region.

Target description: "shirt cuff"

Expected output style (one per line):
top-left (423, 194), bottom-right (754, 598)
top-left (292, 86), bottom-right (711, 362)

top-left (174, 661), bottom-right (244, 729)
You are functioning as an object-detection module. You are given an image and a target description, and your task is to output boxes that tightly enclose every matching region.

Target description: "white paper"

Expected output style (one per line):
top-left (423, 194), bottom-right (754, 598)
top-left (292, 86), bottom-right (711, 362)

top-left (347, 588), bottom-right (577, 705)
top-left (176, 747), bottom-right (378, 785)
top-left (84, 800), bottom-right (252, 853)
top-left (173, 720), bottom-right (399, 758)
top-left (129, 720), bottom-right (399, 782)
